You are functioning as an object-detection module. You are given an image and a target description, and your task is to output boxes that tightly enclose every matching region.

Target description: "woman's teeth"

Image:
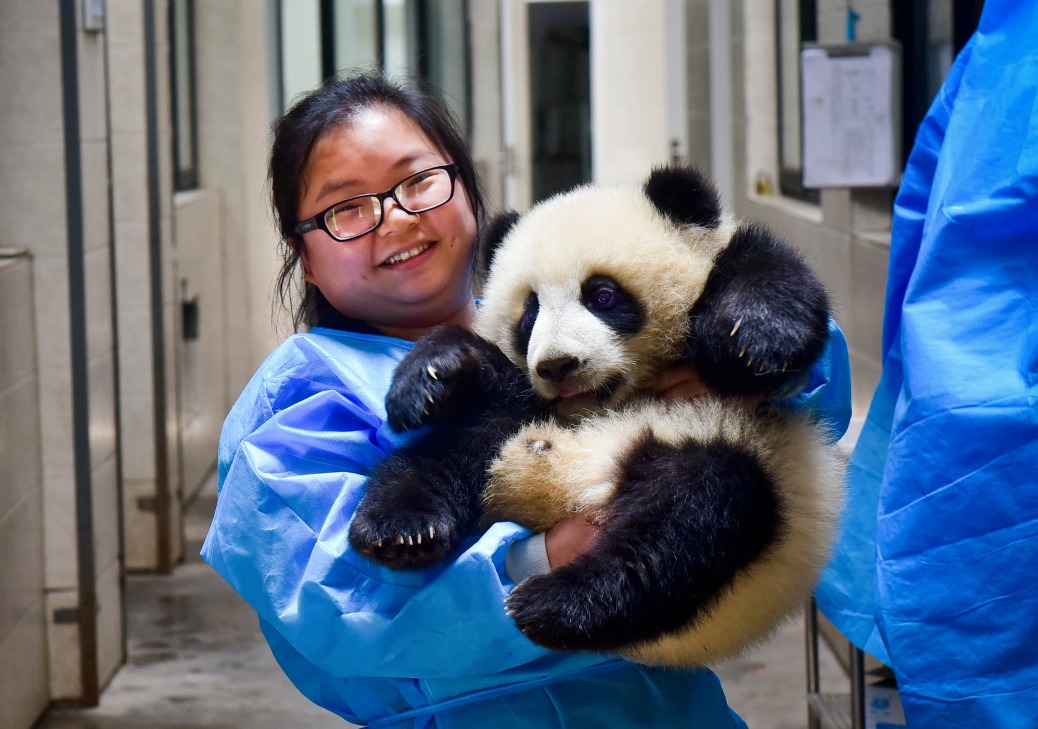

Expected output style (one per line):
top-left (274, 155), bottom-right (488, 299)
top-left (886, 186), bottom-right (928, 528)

top-left (384, 242), bottom-right (432, 265)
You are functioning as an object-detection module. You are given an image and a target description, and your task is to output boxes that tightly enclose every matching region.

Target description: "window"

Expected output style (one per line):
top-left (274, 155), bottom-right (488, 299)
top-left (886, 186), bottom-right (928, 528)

top-left (892, 0), bottom-right (982, 167)
top-left (528, 2), bottom-right (590, 203)
top-left (775, 0), bottom-right (983, 198)
top-left (278, 0), bottom-right (472, 137)
top-left (170, 0), bottom-right (199, 190)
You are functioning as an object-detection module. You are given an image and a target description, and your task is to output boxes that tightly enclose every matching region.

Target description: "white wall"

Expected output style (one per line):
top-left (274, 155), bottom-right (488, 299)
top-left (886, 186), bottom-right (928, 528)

top-left (0, 0), bottom-right (126, 706)
top-left (195, 1), bottom-right (284, 395)
top-left (173, 190), bottom-right (228, 501)
top-left (0, 252), bottom-right (48, 729)
top-left (108, 0), bottom-right (183, 575)
top-left (590, 0), bottom-right (673, 183)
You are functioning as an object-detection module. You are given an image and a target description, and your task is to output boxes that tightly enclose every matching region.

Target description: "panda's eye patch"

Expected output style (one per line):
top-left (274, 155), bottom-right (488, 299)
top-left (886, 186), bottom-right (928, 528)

top-left (514, 290), bottom-right (539, 357)
top-left (581, 275), bottom-right (644, 336)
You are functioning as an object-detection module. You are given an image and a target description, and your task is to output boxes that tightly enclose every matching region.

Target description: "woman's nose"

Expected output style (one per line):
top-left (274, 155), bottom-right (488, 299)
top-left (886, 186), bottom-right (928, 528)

top-left (378, 197), bottom-right (419, 235)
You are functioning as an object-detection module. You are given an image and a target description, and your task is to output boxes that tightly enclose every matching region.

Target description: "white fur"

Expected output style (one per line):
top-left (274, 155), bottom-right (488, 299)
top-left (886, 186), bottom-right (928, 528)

top-left (476, 184), bottom-right (731, 415)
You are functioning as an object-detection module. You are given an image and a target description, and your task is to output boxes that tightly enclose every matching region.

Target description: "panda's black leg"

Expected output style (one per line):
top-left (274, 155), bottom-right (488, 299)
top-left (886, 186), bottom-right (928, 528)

top-left (506, 431), bottom-right (782, 651)
top-left (385, 324), bottom-right (531, 431)
top-left (350, 413), bottom-right (522, 570)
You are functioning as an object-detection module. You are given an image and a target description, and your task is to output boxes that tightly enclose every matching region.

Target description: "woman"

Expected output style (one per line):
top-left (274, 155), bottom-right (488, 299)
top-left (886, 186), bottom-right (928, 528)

top-left (202, 71), bottom-right (851, 728)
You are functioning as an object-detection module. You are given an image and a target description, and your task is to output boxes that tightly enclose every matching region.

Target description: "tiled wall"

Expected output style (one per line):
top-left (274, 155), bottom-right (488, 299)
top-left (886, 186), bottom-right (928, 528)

top-left (77, 16), bottom-right (124, 700)
top-left (0, 0), bottom-right (127, 708)
top-left (195, 3), bottom-right (284, 392)
top-left (173, 190), bottom-right (227, 501)
top-left (108, 0), bottom-right (183, 573)
top-left (590, 2), bottom-right (672, 184)
top-left (0, 252), bottom-right (48, 729)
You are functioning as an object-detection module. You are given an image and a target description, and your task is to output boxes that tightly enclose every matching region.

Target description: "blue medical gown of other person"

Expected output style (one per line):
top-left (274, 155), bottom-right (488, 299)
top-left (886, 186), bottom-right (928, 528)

top-left (202, 320), bottom-right (850, 728)
top-left (815, 2), bottom-right (1038, 726)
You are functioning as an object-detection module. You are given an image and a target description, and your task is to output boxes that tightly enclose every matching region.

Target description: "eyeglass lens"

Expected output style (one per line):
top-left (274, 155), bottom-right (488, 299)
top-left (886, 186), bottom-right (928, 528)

top-left (324, 167), bottom-right (454, 240)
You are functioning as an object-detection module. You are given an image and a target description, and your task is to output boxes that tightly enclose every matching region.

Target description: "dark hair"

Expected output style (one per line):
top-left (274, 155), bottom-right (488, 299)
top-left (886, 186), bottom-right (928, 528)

top-left (270, 71), bottom-right (487, 332)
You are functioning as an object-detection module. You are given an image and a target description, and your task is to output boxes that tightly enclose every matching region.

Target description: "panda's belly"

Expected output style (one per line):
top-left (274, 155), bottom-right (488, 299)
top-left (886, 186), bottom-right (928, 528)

top-left (484, 397), bottom-right (763, 532)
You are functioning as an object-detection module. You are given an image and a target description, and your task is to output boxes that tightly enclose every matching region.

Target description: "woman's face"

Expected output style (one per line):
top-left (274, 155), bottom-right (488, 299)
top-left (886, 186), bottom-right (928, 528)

top-left (296, 106), bottom-right (478, 340)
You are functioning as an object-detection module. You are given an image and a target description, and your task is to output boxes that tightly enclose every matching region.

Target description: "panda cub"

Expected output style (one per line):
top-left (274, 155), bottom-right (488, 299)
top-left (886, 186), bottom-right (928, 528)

top-left (348, 164), bottom-right (845, 667)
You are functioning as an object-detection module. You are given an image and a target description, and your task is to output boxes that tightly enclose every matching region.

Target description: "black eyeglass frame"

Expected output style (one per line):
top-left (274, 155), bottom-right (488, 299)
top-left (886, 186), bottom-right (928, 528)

top-left (293, 163), bottom-right (459, 242)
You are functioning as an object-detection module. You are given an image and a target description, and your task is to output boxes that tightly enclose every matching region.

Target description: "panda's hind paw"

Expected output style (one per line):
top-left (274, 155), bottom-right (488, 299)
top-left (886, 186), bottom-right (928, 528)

top-left (348, 511), bottom-right (458, 570)
top-left (505, 571), bottom-right (615, 651)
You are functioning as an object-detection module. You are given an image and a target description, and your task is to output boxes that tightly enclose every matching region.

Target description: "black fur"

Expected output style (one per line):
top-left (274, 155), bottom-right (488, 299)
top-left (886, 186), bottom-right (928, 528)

top-left (581, 275), bottom-right (645, 337)
top-left (644, 165), bottom-right (723, 230)
top-left (506, 432), bottom-right (782, 649)
top-left (474, 211), bottom-right (521, 294)
top-left (686, 223), bottom-right (831, 397)
top-left (513, 291), bottom-right (539, 358)
top-left (350, 325), bottom-right (550, 568)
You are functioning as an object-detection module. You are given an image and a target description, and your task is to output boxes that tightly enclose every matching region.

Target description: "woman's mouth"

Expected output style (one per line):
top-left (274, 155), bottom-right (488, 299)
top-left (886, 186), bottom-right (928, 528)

top-left (382, 241), bottom-right (433, 266)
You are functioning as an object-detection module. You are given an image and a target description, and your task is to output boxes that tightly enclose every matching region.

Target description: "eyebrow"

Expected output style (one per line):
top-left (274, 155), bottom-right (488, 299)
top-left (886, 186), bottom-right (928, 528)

top-left (313, 151), bottom-right (440, 203)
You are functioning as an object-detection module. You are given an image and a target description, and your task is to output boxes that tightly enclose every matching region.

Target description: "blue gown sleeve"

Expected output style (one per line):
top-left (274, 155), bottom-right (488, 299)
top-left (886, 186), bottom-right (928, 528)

top-left (772, 317), bottom-right (853, 441)
top-left (201, 334), bottom-right (553, 682)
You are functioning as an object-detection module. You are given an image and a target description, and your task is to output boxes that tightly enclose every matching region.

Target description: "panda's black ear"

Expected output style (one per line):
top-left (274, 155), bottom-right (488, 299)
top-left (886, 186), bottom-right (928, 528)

top-left (644, 164), bottom-right (722, 230)
top-left (474, 210), bottom-right (521, 291)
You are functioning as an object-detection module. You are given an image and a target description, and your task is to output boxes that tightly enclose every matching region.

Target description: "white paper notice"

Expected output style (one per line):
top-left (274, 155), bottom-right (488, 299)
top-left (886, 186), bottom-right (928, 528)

top-left (801, 44), bottom-right (898, 188)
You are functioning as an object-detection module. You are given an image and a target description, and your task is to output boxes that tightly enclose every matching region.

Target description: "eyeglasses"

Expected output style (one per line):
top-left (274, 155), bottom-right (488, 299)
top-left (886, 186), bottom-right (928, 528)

top-left (294, 163), bottom-right (459, 242)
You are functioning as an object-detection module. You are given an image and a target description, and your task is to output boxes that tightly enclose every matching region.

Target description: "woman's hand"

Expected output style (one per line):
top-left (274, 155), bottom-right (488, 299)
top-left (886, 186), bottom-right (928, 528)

top-left (645, 362), bottom-right (764, 409)
top-left (542, 364), bottom-right (765, 571)
top-left (643, 361), bottom-right (711, 400)
top-left (544, 512), bottom-right (601, 568)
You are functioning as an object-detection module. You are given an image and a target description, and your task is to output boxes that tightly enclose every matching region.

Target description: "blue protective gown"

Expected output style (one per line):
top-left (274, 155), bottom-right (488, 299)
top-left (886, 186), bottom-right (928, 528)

top-left (815, 2), bottom-right (1038, 726)
top-left (202, 320), bottom-right (851, 728)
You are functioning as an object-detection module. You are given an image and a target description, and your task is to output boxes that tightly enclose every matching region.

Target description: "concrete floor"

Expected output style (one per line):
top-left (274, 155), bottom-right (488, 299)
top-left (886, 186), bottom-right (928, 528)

top-left (36, 474), bottom-right (847, 729)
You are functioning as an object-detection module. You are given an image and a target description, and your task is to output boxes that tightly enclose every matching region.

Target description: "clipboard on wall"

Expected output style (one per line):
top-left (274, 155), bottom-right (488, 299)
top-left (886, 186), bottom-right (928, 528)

top-left (800, 42), bottom-right (902, 188)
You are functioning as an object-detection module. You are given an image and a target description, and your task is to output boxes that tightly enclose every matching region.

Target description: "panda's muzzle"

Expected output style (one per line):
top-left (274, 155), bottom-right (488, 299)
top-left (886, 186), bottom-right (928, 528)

top-left (535, 356), bottom-right (580, 384)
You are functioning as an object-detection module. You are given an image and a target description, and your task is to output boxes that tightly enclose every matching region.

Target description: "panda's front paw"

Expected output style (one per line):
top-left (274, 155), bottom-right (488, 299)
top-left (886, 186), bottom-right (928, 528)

top-left (506, 569), bottom-right (619, 651)
top-left (385, 326), bottom-right (487, 431)
top-left (348, 497), bottom-right (459, 570)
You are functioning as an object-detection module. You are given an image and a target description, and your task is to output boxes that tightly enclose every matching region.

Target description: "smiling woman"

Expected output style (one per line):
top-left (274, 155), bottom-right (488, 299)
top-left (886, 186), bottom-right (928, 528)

top-left (201, 71), bottom-right (851, 729)
top-left (287, 105), bottom-right (478, 341)
top-left (267, 74), bottom-right (486, 336)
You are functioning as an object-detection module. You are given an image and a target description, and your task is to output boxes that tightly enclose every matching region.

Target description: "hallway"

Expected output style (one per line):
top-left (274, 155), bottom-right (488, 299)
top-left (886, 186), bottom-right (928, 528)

top-left (36, 473), bottom-right (349, 729)
top-left (34, 473), bottom-right (843, 729)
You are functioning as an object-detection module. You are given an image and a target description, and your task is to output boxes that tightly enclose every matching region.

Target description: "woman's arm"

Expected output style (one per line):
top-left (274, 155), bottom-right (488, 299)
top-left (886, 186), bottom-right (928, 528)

top-left (202, 342), bottom-right (555, 681)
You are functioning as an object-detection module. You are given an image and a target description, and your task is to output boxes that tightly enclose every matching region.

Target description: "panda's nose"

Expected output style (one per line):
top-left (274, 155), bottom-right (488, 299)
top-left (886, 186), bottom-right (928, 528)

top-left (536, 356), bottom-right (579, 383)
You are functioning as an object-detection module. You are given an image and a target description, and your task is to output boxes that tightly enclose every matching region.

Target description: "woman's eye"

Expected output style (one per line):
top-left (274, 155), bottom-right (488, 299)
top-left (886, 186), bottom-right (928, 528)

top-left (404, 173), bottom-right (433, 191)
top-left (332, 203), bottom-right (363, 216)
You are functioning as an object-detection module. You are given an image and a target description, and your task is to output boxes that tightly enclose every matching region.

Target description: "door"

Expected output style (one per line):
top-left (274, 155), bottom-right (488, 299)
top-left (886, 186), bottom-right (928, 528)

top-left (501, 0), bottom-right (591, 210)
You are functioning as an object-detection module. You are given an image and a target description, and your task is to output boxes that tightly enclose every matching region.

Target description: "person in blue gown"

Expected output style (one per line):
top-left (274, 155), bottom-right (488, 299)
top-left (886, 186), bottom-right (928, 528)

top-left (202, 71), bottom-right (852, 728)
top-left (815, 2), bottom-right (1038, 726)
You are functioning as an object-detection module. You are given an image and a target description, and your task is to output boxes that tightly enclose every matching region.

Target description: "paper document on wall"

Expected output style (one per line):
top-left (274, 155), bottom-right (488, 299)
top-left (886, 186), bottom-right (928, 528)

top-left (801, 44), bottom-right (900, 188)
